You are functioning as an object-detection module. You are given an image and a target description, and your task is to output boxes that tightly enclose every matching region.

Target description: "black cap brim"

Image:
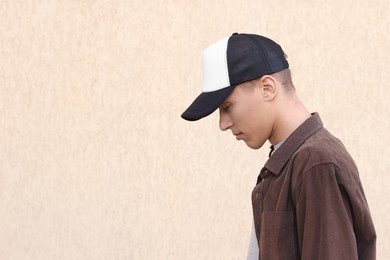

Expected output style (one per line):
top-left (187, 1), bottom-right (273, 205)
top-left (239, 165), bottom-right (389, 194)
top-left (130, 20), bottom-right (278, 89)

top-left (181, 86), bottom-right (235, 121)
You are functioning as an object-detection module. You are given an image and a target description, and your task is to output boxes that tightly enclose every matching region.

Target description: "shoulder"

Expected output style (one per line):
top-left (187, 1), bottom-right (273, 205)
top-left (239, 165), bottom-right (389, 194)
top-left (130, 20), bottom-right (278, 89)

top-left (289, 128), bottom-right (360, 186)
top-left (295, 128), bottom-right (355, 168)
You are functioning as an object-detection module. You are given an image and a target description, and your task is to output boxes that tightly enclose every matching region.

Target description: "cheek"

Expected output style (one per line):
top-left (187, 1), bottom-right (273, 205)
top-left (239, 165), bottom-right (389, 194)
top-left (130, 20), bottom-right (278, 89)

top-left (246, 109), bottom-right (264, 130)
top-left (249, 113), bottom-right (272, 139)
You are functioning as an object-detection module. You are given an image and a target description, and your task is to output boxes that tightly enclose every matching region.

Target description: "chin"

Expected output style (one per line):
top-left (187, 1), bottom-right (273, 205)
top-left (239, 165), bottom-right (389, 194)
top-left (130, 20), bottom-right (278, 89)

top-left (244, 137), bottom-right (268, 150)
top-left (245, 141), bottom-right (264, 150)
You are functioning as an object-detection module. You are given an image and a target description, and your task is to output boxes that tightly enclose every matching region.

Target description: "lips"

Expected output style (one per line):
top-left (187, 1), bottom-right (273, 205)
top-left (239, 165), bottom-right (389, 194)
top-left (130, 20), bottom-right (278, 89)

top-left (234, 132), bottom-right (243, 140)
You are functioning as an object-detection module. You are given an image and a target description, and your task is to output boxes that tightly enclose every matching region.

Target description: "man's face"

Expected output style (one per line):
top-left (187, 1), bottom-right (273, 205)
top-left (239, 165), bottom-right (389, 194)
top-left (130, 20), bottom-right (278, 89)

top-left (218, 81), bottom-right (274, 149)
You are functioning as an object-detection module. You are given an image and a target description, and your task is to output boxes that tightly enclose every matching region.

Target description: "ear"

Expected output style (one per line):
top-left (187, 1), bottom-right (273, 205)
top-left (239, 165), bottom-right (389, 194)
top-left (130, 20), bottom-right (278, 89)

top-left (258, 75), bottom-right (277, 101)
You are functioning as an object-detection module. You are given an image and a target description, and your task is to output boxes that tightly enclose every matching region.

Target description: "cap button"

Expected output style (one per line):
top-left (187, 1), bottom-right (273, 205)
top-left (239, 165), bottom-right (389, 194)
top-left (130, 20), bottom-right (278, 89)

top-left (232, 32), bottom-right (239, 35)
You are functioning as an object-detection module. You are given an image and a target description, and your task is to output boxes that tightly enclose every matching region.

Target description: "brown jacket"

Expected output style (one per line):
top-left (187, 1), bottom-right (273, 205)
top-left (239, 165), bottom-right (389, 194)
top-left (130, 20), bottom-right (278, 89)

top-left (252, 113), bottom-right (376, 259)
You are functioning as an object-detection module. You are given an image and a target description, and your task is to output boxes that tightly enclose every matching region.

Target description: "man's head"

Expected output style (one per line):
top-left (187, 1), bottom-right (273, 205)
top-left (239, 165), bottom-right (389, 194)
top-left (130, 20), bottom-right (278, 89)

top-left (181, 33), bottom-right (305, 149)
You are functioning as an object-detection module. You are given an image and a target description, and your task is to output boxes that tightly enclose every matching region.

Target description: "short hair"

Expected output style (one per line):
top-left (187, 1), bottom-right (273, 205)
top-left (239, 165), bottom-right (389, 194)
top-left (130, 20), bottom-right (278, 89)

top-left (272, 68), bottom-right (295, 93)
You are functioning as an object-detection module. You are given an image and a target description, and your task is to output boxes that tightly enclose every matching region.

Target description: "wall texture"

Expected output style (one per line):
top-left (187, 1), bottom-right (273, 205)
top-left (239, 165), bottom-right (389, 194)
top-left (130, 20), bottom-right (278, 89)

top-left (0, 0), bottom-right (389, 259)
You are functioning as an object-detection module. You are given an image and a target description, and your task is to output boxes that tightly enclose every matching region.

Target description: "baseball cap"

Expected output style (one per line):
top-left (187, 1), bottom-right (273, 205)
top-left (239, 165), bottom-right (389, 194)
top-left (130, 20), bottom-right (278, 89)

top-left (181, 33), bottom-right (289, 121)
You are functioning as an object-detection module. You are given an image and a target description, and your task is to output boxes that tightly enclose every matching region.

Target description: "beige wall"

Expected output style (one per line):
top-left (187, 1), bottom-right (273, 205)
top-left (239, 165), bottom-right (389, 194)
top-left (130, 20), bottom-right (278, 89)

top-left (0, 0), bottom-right (389, 259)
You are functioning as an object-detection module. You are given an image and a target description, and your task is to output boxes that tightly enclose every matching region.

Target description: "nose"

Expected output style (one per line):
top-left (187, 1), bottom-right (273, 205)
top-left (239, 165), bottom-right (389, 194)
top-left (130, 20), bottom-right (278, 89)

top-left (219, 109), bottom-right (233, 131)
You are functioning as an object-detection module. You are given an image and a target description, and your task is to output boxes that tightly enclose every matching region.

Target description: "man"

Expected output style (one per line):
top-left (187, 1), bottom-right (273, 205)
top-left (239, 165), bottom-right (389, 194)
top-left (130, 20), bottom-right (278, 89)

top-left (181, 33), bottom-right (376, 259)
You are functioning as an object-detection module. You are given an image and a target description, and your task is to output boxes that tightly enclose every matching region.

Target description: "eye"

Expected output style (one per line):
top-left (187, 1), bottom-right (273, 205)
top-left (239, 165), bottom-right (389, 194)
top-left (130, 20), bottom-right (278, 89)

top-left (222, 104), bottom-right (231, 111)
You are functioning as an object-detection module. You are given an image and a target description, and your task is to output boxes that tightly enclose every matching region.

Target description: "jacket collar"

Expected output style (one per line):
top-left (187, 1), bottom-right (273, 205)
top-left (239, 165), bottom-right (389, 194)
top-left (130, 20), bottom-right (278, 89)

top-left (257, 113), bottom-right (323, 184)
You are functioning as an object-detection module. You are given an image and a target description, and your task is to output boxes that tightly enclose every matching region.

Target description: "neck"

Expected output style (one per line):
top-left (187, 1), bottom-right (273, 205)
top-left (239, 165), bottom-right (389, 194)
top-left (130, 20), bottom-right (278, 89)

top-left (269, 94), bottom-right (311, 145)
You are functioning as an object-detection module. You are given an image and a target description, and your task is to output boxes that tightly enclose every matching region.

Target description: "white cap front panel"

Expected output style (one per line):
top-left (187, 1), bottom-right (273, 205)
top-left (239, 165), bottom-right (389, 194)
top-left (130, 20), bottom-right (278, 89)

top-left (201, 36), bottom-right (230, 93)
